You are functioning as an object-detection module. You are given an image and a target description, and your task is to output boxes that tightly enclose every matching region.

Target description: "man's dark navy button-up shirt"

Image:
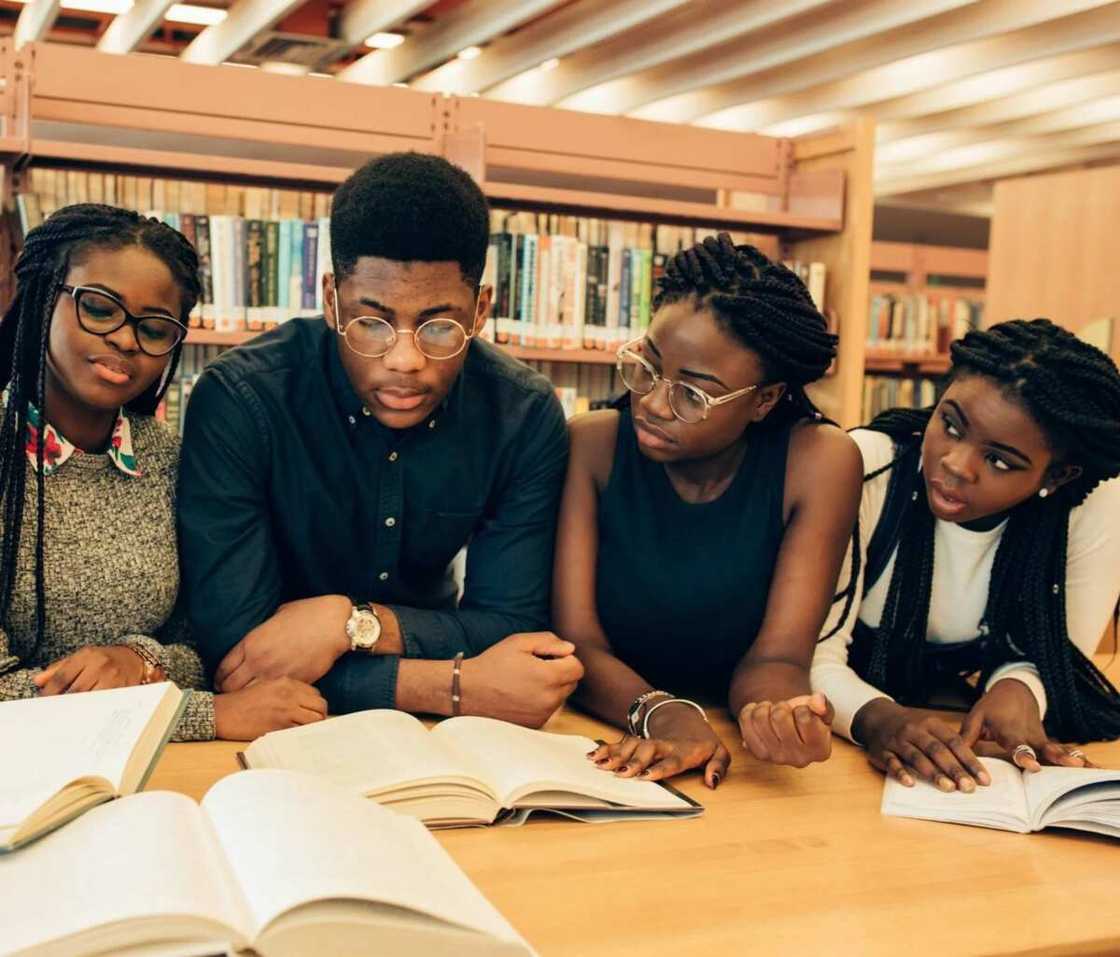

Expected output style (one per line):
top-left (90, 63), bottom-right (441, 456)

top-left (178, 317), bottom-right (568, 713)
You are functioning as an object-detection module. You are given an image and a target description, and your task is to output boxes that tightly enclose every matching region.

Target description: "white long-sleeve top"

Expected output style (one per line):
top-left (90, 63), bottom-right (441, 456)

top-left (812, 429), bottom-right (1120, 741)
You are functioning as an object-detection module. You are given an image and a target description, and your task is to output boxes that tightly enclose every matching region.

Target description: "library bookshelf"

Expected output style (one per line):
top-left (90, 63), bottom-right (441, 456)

top-left (0, 41), bottom-right (874, 427)
top-left (865, 241), bottom-right (987, 377)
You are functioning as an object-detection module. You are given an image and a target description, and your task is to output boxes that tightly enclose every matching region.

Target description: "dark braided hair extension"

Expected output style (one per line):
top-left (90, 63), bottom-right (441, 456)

top-left (653, 232), bottom-right (838, 431)
top-left (0, 203), bottom-right (200, 647)
top-left (853, 320), bottom-right (1120, 742)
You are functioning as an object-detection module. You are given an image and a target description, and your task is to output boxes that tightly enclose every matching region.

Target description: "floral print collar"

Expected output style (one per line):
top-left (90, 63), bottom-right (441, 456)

top-left (24, 401), bottom-right (141, 478)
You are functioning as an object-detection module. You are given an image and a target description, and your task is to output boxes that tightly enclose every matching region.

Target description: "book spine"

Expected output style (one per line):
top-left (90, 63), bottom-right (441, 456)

top-left (245, 219), bottom-right (263, 330)
top-left (301, 221), bottom-right (319, 311)
top-left (277, 219), bottom-right (291, 318)
top-left (265, 219), bottom-right (281, 326)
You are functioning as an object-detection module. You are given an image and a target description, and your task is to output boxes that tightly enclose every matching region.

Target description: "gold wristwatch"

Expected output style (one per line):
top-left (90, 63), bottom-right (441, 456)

top-left (345, 602), bottom-right (382, 653)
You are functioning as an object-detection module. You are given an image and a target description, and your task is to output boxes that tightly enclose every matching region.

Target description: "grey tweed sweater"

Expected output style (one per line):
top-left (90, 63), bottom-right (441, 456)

top-left (0, 406), bottom-right (214, 740)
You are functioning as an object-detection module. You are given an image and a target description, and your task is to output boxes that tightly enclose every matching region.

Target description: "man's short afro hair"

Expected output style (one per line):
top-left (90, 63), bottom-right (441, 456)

top-left (330, 152), bottom-right (490, 285)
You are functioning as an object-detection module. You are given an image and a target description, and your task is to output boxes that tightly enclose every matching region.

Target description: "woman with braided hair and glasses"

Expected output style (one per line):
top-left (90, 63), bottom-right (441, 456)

top-left (0, 203), bottom-right (326, 740)
top-left (553, 232), bottom-right (862, 787)
top-left (812, 319), bottom-right (1120, 793)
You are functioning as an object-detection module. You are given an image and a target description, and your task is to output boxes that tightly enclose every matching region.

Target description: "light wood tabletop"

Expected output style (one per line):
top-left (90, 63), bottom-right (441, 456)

top-left (150, 659), bottom-right (1120, 957)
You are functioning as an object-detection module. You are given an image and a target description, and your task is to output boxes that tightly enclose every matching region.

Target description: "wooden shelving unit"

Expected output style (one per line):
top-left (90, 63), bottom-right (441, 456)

top-left (864, 241), bottom-right (987, 375)
top-left (0, 41), bottom-right (874, 426)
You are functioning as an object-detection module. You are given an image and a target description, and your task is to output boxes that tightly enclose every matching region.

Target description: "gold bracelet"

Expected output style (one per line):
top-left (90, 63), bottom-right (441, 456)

top-left (123, 642), bottom-right (162, 684)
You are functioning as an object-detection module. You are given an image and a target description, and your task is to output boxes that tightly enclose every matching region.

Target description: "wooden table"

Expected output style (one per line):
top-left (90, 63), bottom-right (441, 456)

top-left (150, 667), bottom-right (1120, 957)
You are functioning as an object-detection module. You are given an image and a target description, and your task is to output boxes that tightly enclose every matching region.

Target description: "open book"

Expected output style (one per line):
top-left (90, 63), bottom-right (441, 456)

top-left (882, 756), bottom-right (1120, 838)
top-left (243, 711), bottom-right (702, 827)
top-left (0, 682), bottom-right (187, 851)
top-left (2, 769), bottom-right (533, 957)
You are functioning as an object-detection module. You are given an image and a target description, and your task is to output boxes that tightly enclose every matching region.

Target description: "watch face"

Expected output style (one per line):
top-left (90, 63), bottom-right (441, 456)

top-left (350, 609), bottom-right (381, 650)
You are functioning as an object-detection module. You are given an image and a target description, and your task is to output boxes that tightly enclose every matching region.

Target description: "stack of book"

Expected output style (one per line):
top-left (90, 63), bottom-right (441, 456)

top-left (867, 291), bottom-right (983, 356)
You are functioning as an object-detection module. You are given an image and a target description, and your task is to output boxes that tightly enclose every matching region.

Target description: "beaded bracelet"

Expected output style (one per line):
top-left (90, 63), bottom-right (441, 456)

top-left (451, 652), bottom-right (465, 717)
top-left (124, 642), bottom-right (162, 685)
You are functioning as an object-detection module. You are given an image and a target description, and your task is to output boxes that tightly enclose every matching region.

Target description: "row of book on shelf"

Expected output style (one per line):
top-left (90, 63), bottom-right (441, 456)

top-left (862, 374), bottom-right (939, 422)
top-left (19, 168), bottom-right (828, 352)
top-left (867, 290), bottom-right (983, 355)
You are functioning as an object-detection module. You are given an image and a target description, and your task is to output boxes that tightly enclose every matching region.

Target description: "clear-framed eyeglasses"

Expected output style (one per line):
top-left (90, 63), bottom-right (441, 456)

top-left (59, 284), bottom-right (187, 357)
top-left (331, 288), bottom-right (474, 361)
top-left (616, 338), bottom-right (759, 424)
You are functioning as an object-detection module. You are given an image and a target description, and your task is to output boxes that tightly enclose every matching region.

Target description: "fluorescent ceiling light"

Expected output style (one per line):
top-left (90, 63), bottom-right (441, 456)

top-left (59, 0), bottom-right (132, 13)
top-left (365, 31), bottom-right (404, 50)
top-left (457, 46), bottom-right (482, 61)
top-left (165, 3), bottom-right (227, 25)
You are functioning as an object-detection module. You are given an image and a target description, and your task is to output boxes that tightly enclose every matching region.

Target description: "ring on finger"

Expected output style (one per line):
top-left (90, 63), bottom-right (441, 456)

top-left (1067, 748), bottom-right (1087, 760)
top-left (1012, 743), bottom-right (1038, 767)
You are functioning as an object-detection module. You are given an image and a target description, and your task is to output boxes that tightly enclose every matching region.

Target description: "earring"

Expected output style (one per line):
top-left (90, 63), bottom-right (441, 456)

top-left (1038, 487), bottom-right (1050, 499)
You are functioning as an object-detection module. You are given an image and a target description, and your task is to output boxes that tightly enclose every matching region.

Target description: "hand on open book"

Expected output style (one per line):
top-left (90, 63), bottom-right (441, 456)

top-left (960, 678), bottom-right (1095, 773)
top-left (738, 693), bottom-right (834, 769)
top-left (459, 632), bottom-right (584, 728)
top-left (589, 704), bottom-right (730, 788)
top-left (213, 677), bottom-right (328, 741)
top-left (856, 699), bottom-right (990, 792)
top-left (34, 645), bottom-right (153, 696)
top-left (215, 596), bottom-right (352, 692)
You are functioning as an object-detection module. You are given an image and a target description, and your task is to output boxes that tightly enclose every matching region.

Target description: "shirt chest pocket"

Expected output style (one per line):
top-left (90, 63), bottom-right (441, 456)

top-left (402, 509), bottom-right (482, 573)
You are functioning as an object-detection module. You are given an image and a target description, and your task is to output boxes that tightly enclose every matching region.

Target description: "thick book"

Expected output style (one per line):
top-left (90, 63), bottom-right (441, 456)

top-left (882, 756), bottom-right (1120, 838)
top-left (1, 769), bottom-right (534, 957)
top-left (0, 682), bottom-right (187, 852)
top-left (242, 711), bottom-right (702, 828)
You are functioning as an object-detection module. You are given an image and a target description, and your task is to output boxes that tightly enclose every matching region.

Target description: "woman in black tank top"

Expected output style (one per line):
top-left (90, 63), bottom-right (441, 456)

top-left (553, 234), bottom-right (862, 788)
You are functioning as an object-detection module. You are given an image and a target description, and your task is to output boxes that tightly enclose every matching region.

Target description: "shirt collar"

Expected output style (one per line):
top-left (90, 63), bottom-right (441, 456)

top-left (24, 400), bottom-right (142, 478)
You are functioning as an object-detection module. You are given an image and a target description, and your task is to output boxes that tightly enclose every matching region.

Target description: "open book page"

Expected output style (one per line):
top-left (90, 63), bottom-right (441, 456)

top-left (243, 710), bottom-right (488, 798)
top-left (201, 770), bottom-right (530, 950)
top-left (882, 757), bottom-right (1031, 832)
top-left (1024, 765), bottom-right (1120, 831)
top-left (0, 791), bottom-right (250, 957)
top-left (431, 717), bottom-right (692, 810)
top-left (0, 683), bottom-right (181, 837)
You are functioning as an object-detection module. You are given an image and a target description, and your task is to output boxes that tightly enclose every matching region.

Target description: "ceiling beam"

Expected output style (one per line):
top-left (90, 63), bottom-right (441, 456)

top-left (410, 0), bottom-right (686, 96)
top-left (584, 0), bottom-right (976, 119)
top-left (98, 0), bottom-right (175, 54)
top-left (13, 0), bottom-right (60, 50)
top-left (875, 46), bottom-right (1120, 140)
top-left (483, 0), bottom-right (837, 108)
top-left (689, 0), bottom-right (1120, 132)
top-left (338, 0), bottom-right (560, 87)
top-left (877, 94), bottom-right (1120, 166)
top-left (180, 0), bottom-right (305, 64)
top-left (876, 137), bottom-right (1120, 197)
top-left (338, 0), bottom-right (430, 47)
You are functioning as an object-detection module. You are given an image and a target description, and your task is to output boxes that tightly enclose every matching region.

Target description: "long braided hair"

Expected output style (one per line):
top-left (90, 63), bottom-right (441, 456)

top-left (0, 203), bottom-right (200, 646)
top-left (651, 232), bottom-right (838, 430)
top-left (853, 319), bottom-right (1120, 742)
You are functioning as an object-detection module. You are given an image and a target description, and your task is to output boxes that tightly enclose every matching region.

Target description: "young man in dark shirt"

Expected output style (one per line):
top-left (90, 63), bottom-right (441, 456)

top-left (179, 153), bottom-right (581, 726)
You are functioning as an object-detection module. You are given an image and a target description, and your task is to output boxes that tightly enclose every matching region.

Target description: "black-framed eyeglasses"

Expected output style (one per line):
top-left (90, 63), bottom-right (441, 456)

top-left (59, 284), bottom-right (188, 357)
top-left (330, 283), bottom-right (473, 361)
top-left (616, 338), bottom-right (759, 424)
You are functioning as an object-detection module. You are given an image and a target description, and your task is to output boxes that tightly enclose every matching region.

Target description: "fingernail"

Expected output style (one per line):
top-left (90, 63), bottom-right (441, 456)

top-left (595, 758), bottom-right (609, 766)
top-left (638, 770), bottom-right (651, 778)
top-left (959, 778), bottom-right (975, 793)
top-left (711, 773), bottom-right (721, 788)
top-left (938, 776), bottom-right (954, 791)
top-left (585, 751), bottom-right (597, 759)
top-left (978, 771), bottom-right (991, 786)
top-left (902, 775), bottom-right (914, 787)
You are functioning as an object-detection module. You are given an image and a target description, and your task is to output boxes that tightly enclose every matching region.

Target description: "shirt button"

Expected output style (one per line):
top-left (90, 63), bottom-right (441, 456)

top-left (347, 415), bottom-right (356, 425)
top-left (361, 406), bottom-right (372, 417)
top-left (388, 451), bottom-right (398, 462)
top-left (428, 420), bottom-right (436, 430)
top-left (385, 517), bottom-right (396, 527)
top-left (378, 572), bottom-right (389, 581)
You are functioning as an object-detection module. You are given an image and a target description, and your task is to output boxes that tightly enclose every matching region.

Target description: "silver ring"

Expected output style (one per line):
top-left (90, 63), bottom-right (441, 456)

top-left (1067, 748), bottom-right (1087, 760)
top-left (1012, 744), bottom-right (1038, 766)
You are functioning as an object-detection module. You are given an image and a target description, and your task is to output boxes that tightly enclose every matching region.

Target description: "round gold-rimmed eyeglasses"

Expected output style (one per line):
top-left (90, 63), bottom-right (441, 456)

top-left (332, 294), bottom-right (473, 361)
top-left (616, 338), bottom-right (759, 424)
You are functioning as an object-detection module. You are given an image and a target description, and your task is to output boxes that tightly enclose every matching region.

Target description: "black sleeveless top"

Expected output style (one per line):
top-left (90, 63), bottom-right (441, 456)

top-left (595, 407), bottom-right (791, 698)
